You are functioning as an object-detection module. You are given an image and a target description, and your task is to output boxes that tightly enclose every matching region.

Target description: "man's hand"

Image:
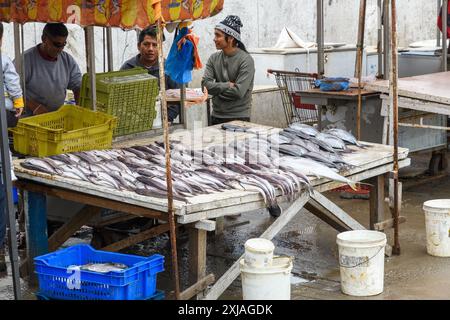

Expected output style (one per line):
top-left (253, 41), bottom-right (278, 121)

top-left (228, 82), bottom-right (235, 88)
top-left (15, 107), bottom-right (24, 118)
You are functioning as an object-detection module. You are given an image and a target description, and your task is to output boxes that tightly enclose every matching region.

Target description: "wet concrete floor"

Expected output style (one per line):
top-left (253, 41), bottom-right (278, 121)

top-left (1, 152), bottom-right (450, 300)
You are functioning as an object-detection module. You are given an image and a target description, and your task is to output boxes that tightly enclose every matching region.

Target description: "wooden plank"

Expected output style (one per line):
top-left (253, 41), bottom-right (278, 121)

top-left (179, 274), bottom-right (215, 300)
top-left (304, 202), bottom-right (348, 232)
top-left (309, 192), bottom-right (366, 230)
top-left (101, 223), bottom-right (172, 252)
top-left (215, 217), bottom-right (224, 236)
top-left (202, 193), bottom-right (309, 300)
top-left (48, 206), bottom-right (102, 251)
top-left (374, 216), bottom-right (406, 231)
top-left (369, 175), bottom-right (385, 230)
top-left (194, 220), bottom-right (216, 232)
top-left (365, 71), bottom-right (450, 105)
top-left (299, 87), bottom-right (378, 97)
top-left (15, 181), bottom-right (168, 221)
top-left (189, 228), bottom-right (207, 286)
top-left (24, 191), bottom-right (48, 285)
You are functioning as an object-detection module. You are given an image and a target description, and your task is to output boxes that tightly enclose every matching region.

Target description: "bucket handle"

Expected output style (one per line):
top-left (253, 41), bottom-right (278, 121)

top-left (339, 245), bottom-right (384, 269)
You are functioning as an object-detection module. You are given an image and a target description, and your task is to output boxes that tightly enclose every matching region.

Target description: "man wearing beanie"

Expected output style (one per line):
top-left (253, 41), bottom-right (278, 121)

top-left (202, 15), bottom-right (255, 125)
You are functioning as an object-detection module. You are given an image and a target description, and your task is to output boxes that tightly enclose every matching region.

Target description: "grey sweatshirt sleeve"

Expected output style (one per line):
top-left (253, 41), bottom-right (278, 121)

top-left (67, 55), bottom-right (82, 92)
top-left (218, 56), bottom-right (254, 101)
top-left (2, 54), bottom-right (23, 100)
top-left (201, 56), bottom-right (229, 95)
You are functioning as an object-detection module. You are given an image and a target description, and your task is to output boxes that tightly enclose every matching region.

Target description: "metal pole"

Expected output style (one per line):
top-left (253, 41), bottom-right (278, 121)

top-left (390, 0), bottom-right (400, 255)
top-left (383, 0), bottom-right (390, 80)
top-left (85, 27), bottom-right (97, 110)
top-left (0, 53), bottom-right (21, 299)
top-left (106, 27), bottom-right (114, 72)
top-left (437, 0), bottom-right (442, 47)
top-left (377, 0), bottom-right (383, 78)
top-left (355, 0), bottom-right (367, 140)
top-left (157, 20), bottom-right (181, 300)
top-left (317, 0), bottom-right (325, 77)
top-left (180, 85), bottom-right (186, 128)
top-left (13, 23), bottom-right (21, 79)
top-left (442, 0), bottom-right (448, 71)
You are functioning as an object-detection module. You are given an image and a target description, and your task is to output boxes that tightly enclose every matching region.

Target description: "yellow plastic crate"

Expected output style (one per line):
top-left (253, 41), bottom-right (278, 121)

top-left (11, 105), bottom-right (117, 157)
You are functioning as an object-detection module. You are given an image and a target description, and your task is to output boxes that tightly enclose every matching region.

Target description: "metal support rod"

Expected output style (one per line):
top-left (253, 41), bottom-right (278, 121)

top-left (0, 53), bottom-right (21, 299)
top-left (383, 0), bottom-right (390, 80)
top-left (442, 0), bottom-right (448, 71)
top-left (355, 0), bottom-right (367, 140)
top-left (106, 27), bottom-right (114, 72)
top-left (157, 20), bottom-right (180, 300)
top-left (317, 0), bottom-right (325, 77)
top-left (180, 84), bottom-right (186, 128)
top-left (377, 0), bottom-right (383, 78)
top-left (85, 27), bottom-right (97, 110)
top-left (390, 0), bottom-right (400, 255)
top-left (437, 0), bottom-right (442, 47)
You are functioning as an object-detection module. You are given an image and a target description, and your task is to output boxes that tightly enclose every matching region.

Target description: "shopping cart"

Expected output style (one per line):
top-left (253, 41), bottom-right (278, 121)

top-left (268, 69), bottom-right (319, 125)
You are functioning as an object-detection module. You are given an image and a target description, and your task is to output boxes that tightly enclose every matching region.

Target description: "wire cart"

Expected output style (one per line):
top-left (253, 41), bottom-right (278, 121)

top-left (268, 69), bottom-right (319, 125)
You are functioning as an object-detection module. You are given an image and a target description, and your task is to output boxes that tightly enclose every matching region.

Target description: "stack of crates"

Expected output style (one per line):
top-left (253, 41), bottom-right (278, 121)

top-left (79, 68), bottom-right (159, 137)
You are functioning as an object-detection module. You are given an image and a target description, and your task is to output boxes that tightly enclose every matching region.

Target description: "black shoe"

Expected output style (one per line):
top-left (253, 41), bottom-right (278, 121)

top-left (268, 204), bottom-right (281, 218)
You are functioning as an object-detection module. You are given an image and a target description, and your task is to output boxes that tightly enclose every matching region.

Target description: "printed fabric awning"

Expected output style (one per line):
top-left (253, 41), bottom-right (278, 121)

top-left (0, 0), bottom-right (224, 29)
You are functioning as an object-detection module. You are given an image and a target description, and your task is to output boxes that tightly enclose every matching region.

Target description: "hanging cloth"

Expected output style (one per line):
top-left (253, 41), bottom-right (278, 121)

top-left (165, 27), bottom-right (202, 84)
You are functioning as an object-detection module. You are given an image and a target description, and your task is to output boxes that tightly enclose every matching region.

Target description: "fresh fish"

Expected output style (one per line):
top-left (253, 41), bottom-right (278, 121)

top-left (88, 171), bottom-right (121, 190)
top-left (324, 128), bottom-right (365, 147)
top-left (309, 137), bottom-right (339, 154)
top-left (118, 156), bottom-right (152, 168)
top-left (303, 151), bottom-right (339, 168)
top-left (123, 147), bottom-right (149, 159)
top-left (21, 158), bottom-right (59, 175)
top-left (316, 132), bottom-right (348, 151)
top-left (135, 187), bottom-right (187, 202)
top-left (49, 154), bottom-right (78, 166)
top-left (289, 123), bottom-right (319, 137)
top-left (60, 165), bottom-right (89, 181)
top-left (279, 144), bottom-right (309, 157)
top-left (221, 123), bottom-right (248, 132)
top-left (80, 262), bottom-right (128, 273)
top-left (284, 127), bottom-right (312, 140)
top-left (73, 151), bottom-right (101, 164)
top-left (277, 156), bottom-right (357, 190)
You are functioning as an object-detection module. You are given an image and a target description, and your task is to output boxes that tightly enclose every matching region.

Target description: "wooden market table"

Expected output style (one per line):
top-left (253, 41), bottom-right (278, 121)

top-left (13, 121), bottom-right (410, 299)
top-left (365, 71), bottom-right (450, 173)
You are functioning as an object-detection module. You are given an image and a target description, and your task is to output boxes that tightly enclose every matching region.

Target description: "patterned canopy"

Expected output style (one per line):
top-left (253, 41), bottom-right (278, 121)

top-left (0, 0), bottom-right (224, 29)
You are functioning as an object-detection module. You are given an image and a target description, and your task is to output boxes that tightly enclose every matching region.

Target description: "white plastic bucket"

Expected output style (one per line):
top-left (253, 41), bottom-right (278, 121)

top-left (240, 256), bottom-right (293, 300)
top-left (423, 199), bottom-right (450, 257)
top-left (336, 230), bottom-right (386, 296)
top-left (244, 238), bottom-right (275, 268)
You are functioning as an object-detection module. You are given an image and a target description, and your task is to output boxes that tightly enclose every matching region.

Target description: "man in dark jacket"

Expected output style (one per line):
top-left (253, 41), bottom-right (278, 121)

top-left (121, 26), bottom-right (181, 123)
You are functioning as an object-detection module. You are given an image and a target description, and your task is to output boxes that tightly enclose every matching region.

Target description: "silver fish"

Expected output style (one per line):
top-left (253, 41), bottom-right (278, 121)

top-left (289, 123), bottom-right (319, 137)
top-left (21, 158), bottom-right (59, 175)
top-left (324, 128), bottom-right (364, 147)
top-left (316, 132), bottom-right (348, 151)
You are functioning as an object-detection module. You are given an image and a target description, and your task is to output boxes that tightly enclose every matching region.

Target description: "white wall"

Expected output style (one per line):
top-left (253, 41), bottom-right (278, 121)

top-left (0, 0), bottom-right (438, 86)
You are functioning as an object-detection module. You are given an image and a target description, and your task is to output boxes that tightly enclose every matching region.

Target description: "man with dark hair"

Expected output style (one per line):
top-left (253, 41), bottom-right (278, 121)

top-left (19, 23), bottom-right (82, 115)
top-left (201, 15), bottom-right (255, 125)
top-left (121, 26), bottom-right (181, 123)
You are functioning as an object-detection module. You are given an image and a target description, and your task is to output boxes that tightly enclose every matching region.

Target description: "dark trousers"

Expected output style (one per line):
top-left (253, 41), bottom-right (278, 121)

top-left (211, 116), bottom-right (250, 126)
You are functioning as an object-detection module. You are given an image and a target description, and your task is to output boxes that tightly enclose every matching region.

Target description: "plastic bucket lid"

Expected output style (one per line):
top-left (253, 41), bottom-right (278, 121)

top-left (337, 230), bottom-right (386, 248)
top-left (423, 199), bottom-right (450, 214)
top-left (240, 256), bottom-right (293, 274)
top-left (245, 238), bottom-right (275, 254)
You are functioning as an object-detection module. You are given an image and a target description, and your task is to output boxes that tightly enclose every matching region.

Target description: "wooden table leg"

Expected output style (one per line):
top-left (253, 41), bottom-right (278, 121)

top-left (188, 228), bottom-right (207, 295)
top-left (24, 190), bottom-right (48, 286)
top-left (215, 217), bottom-right (224, 236)
top-left (369, 175), bottom-right (385, 230)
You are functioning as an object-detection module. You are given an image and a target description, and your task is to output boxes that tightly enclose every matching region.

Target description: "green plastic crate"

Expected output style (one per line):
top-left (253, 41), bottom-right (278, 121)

top-left (79, 68), bottom-right (159, 137)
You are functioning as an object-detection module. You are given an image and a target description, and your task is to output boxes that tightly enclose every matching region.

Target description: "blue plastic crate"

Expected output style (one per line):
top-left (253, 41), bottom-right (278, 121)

top-left (34, 244), bottom-right (164, 300)
top-left (35, 290), bottom-right (165, 301)
top-left (12, 187), bottom-right (18, 204)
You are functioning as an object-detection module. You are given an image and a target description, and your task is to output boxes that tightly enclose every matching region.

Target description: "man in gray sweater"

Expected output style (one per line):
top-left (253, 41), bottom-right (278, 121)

top-left (201, 15), bottom-right (255, 125)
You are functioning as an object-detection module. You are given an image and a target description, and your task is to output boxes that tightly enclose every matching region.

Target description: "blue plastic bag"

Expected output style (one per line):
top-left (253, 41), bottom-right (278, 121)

top-left (165, 27), bottom-right (194, 84)
top-left (314, 77), bottom-right (350, 91)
